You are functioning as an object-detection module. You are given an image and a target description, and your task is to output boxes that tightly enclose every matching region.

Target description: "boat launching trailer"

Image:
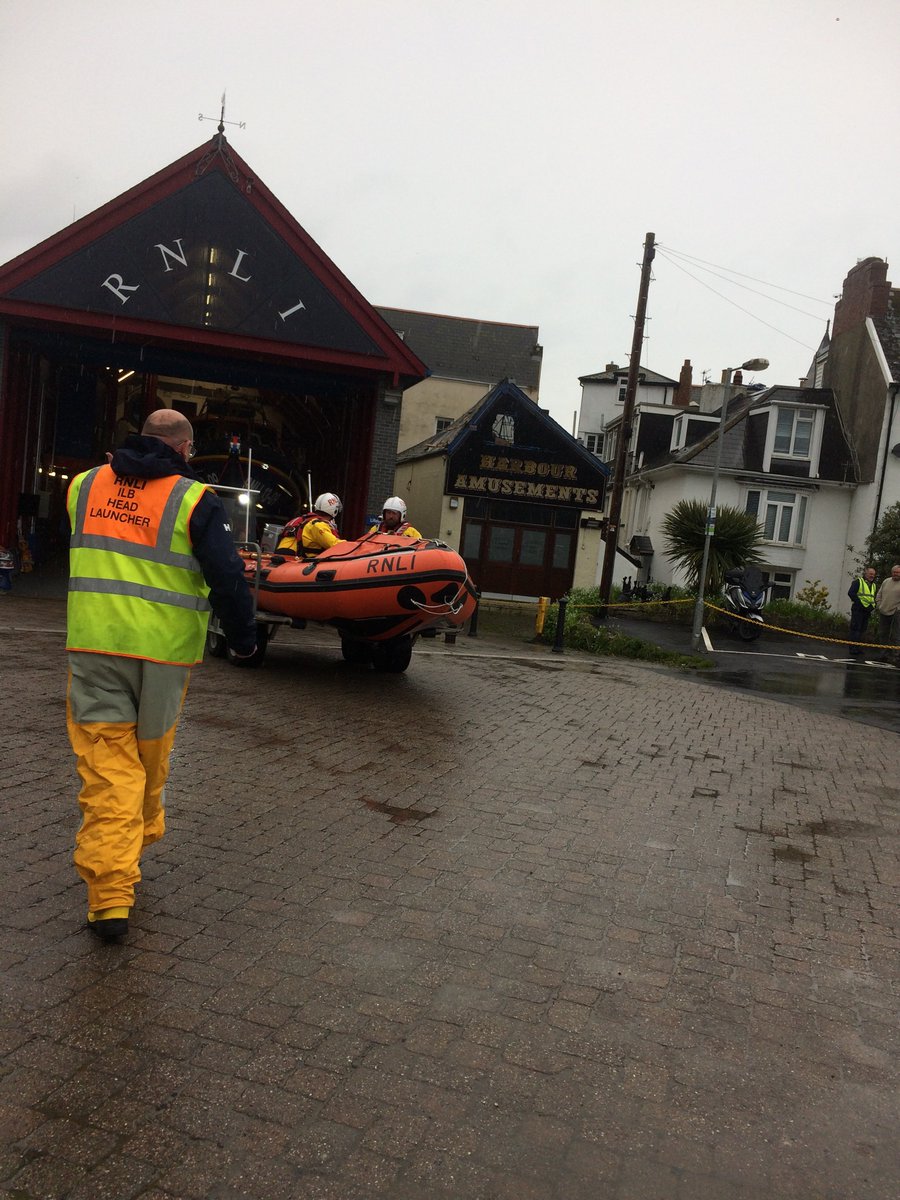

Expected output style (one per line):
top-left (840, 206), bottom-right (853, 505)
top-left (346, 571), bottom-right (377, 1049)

top-left (207, 534), bottom-right (479, 674)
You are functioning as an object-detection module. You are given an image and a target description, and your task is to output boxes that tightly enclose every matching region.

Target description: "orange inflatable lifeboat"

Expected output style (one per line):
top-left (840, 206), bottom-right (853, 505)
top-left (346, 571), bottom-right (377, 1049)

top-left (209, 533), bottom-right (478, 672)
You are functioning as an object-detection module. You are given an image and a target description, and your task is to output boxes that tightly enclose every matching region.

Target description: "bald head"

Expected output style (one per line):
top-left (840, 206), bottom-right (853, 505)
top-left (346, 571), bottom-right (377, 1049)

top-left (142, 409), bottom-right (193, 444)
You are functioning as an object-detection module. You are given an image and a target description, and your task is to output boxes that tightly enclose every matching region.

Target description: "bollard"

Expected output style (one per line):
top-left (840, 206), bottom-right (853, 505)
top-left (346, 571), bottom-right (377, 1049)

top-left (552, 596), bottom-right (567, 654)
top-left (535, 596), bottom-right (549, 637)
top-left (467, 593), bottom-right (480, 637)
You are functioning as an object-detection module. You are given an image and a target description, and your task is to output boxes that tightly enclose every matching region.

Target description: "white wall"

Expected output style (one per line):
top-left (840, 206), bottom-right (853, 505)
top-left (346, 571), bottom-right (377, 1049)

top-left (577, 378), bottom-right (674, 443)
top-left (627, 468), bottom-right (857, 605)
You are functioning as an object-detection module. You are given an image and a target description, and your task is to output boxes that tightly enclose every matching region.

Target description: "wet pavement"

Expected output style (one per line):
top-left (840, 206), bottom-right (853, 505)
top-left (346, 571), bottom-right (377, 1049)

top-left (601, 613), bottom-right (900, 736)
top-left (1, 595), bottom-right (898, 1199)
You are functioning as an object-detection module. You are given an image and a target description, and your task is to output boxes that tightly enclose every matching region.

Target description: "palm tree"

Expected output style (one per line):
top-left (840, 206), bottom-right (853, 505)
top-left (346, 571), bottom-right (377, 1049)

top-left (662, 498), bottom-right (763, 594)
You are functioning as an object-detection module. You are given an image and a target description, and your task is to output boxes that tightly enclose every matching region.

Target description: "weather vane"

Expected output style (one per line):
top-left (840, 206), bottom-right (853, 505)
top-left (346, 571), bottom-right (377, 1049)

top-left (198, 92), bottom-right (245, 137)
top-left (195, 91), bottom-right (246, 183)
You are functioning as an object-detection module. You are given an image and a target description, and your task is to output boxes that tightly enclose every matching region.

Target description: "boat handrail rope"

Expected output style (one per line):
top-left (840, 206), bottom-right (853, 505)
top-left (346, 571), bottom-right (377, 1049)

top-left (412, 579), bottom-right (470, 617)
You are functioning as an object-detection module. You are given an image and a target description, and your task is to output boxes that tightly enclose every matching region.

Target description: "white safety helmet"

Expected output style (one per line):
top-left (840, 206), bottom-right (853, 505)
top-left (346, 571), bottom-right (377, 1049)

top-left (382, 496), bottom-right (407, 519)
top-left (314, 492), bottom-right (342, 518)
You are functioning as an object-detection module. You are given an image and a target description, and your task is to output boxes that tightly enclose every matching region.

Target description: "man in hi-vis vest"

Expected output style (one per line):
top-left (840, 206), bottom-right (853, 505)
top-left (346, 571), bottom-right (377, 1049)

top-left (66, 409), bottom-right (257, 942)
top-left (847, 565), bottom-right (877, 656)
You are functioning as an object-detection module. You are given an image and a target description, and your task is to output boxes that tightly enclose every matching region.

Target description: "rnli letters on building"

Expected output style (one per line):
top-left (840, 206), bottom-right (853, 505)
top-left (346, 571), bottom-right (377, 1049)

top-left (101, 240), bottom-right (307, 325)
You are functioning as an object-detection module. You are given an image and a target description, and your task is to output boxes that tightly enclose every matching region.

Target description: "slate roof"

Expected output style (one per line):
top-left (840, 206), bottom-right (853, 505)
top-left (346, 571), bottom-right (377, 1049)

top-left (578, 364), bottom-right (677, 386)
top-left (673, 390), bottom-right (765, 472)
top-left (375, 307), bottom-right (542, 389)
top-left (396, 398), bottom-right (480, 462)
top-left (661, 386), bottom-right (857, 482)
top-left (397, 377), bottom-right (609, 478)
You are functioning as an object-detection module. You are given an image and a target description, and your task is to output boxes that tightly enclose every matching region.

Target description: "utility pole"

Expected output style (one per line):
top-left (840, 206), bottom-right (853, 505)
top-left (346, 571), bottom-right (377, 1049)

top-left (597, 231), bottom-right (655, 613)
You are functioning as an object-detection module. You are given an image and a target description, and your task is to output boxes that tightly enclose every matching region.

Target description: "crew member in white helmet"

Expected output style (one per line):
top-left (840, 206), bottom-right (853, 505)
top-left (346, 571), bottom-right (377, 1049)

top-left (368, 496), bottom-right (421, 538)
top-left (277, 493), bottom-right (345, 558)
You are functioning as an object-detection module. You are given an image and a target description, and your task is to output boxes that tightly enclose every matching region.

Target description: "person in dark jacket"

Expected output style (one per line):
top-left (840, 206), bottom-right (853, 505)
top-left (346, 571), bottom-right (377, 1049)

top-left (65, 408), bottom-right (257, 942)
top-left (847, 566), bottom-right (877, 655)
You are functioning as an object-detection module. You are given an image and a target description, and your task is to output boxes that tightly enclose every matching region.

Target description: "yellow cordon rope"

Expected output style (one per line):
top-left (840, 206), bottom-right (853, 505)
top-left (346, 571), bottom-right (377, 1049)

top-left (702, 602), bottom-right (895, 650)
top-left (557, 598), bottom-right (895, 652)
top-left (566, 599), bottom-right (694, 610)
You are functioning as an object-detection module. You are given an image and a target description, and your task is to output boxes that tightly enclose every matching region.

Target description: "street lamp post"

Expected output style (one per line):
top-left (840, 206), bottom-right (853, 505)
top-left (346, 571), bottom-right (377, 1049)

top-left (690, 357), bottom-right (769, 652)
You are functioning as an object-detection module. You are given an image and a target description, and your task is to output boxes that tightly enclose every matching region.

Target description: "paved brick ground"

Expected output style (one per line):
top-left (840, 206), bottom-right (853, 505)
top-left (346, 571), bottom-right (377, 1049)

top-left (1, 597), bottom-right (897, 1199)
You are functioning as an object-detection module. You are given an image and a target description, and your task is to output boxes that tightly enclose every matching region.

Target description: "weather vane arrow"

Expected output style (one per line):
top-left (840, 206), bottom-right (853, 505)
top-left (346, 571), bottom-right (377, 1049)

top-left (199, 91), bottom-right (245, 134)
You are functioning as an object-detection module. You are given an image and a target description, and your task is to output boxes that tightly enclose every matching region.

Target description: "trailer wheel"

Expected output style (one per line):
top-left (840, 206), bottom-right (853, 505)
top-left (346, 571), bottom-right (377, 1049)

top-left (206, 626), bottom-right (228, 658)
top-left (341, 637), bottom-right (371, 665)
top-left (228, 625), bottom-right (269, 668)
top-left (371, 635), bottom-right (413, 674)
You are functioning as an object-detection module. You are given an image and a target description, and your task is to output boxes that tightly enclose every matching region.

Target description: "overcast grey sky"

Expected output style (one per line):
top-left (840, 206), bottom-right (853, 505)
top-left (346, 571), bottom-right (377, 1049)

top-left (1, 0), bottom-right (897, 429)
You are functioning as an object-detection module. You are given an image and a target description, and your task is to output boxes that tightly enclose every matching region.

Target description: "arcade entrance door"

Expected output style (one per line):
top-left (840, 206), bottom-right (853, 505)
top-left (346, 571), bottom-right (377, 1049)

top-left (460, 498), bottom-right (578, 599)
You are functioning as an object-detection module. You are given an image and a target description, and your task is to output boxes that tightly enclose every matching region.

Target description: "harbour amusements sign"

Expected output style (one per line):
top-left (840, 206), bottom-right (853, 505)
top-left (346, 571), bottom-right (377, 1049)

top-left (445, 381), bottom-right (607, 508)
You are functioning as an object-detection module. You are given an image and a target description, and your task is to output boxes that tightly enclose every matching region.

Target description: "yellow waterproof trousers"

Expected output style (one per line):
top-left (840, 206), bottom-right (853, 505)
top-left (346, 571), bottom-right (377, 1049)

top-left (66, 652), bottom-right (190, 913)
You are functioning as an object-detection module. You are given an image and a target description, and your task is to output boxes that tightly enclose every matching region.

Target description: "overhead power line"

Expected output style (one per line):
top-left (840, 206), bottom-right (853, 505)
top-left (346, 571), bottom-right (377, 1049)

top-left (657, 251), bottom-right (817, 352)
top-left (657, 245), bottom-right (833, 306)
top-left (656, 249), bottom-right (825, 321)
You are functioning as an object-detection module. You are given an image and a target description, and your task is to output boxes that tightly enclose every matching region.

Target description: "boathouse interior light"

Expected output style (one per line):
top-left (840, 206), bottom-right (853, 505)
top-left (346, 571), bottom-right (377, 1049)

top-left (118, 369), bottom-right (135, 383)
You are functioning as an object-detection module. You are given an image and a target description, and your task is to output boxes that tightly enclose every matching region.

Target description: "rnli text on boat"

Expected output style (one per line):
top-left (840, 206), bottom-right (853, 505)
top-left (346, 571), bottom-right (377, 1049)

top-left (365, 553), bottom-right (416, 574)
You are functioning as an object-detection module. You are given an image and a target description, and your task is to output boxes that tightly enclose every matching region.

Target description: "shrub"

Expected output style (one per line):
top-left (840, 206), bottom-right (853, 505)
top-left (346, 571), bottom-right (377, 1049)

top-left (859, 501), bottom-right (900, 579)
top-left (542, 587), bottom-right (710, 668)
top-left (794, 579), bottom-right (830, 610)
top-left (766, 598), bottom-right (848, 638)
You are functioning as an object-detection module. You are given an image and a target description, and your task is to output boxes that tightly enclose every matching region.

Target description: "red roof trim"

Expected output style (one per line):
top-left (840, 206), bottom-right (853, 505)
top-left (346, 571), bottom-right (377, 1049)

top-left (0, 137), bottom-right (426, 384)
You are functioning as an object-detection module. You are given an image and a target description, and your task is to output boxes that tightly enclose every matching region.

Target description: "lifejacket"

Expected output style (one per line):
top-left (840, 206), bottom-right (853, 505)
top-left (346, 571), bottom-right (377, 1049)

top-left (855, 576), bottom-right (876, 608)
top-left (375, 519), bottom-right (412, 535)
top-left (66, 465), bottom-right (211, 666)
top-left (277, 510), bottom-right (338, 558)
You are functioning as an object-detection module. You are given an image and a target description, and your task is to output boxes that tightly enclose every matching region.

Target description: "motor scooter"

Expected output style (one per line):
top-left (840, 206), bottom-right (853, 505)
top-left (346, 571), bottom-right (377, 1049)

top-left (722, 564), bottom-right (772, 640)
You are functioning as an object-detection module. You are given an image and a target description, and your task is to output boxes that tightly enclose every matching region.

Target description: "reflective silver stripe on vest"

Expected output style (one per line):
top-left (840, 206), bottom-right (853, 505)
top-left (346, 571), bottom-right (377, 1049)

top-left (70, 471), bottom-right (203, 570)
top-left (68, 576), bottom-right (211, 612)
top-left (72, 466), bottom-right (103, 534)
top-left (857, 578), bottom-right (876, 607)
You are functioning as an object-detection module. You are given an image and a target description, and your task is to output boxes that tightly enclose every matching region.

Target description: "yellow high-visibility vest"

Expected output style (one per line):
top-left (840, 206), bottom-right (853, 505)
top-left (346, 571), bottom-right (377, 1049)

top-left (66, 465), bottom-right (211, 665)
top-left (855, 576), bottom-right (876, 608)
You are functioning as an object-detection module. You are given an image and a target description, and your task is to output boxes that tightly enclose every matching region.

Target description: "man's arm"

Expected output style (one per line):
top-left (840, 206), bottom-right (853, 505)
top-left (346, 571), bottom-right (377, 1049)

top-left (189, 492), bottom-right (257, 655)
top-left (304, 521), bottom-right (344, 554)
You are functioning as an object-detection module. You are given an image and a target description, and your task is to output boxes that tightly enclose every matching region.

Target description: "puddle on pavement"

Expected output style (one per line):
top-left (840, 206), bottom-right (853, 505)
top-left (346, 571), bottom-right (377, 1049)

top-left (797, 818), bottom-right (880, 838)
top-left (706, 663), bottom-right (900, 710)
top-left (363, 798), bottom-right (434, 823)
top-left (773, 845), bottom-right (815, 863)
top-left (713, 670), bottom-right (820, 697)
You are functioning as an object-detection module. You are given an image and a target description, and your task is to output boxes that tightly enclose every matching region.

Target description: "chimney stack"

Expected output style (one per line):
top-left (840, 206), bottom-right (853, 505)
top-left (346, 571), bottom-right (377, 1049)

top-left (673, 358), bottom-right (693, 406)
top-left (832, 258), bottom-right (891, 339)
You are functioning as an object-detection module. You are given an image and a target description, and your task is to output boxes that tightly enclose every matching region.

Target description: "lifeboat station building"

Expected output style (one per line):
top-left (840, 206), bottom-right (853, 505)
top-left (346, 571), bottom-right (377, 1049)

top-left (0, 134), bottom-right (427, 570)
top-left (394, 379), bottom-right (611, 599)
